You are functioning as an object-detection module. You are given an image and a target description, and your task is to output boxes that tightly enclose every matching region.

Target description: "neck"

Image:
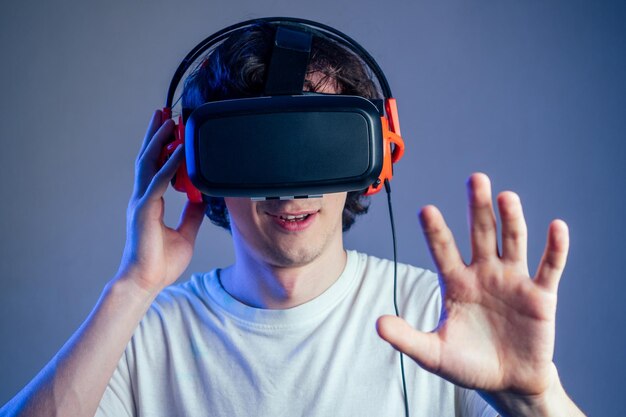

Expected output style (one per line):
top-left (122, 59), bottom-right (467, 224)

top-left (220, 243), bottom-right (347, 310)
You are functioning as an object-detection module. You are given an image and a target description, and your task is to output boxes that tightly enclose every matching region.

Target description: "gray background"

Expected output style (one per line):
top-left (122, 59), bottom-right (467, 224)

top-left (1, 0), bottom-right (624, 415)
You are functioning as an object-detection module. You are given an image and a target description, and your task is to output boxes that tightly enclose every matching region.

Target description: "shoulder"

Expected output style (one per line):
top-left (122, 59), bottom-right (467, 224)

top-left (352, 250), bottom-right (439, 296)
top-left (350, 251), bottom-right (442, 330)
top-left (123, 271), bottom-right (221, 363)
top-left (140, 271), bottom-right (216, 330)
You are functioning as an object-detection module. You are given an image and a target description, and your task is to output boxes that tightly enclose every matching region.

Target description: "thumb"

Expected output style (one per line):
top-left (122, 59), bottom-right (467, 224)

top-left (376, 315), bottom-right (442, 374)
top-left (177, 201), bottom-right (208, 245)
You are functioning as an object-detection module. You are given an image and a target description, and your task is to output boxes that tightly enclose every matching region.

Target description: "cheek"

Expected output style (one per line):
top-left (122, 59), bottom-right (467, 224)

top-left (224, 198), bottom-right (257, 230)
top-left (326, 193), bottom-right (347, 221)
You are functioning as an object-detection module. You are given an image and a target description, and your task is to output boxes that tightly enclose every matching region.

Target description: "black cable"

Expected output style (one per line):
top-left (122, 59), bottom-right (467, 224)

top-left (384, 179), bottom-right (410, 417)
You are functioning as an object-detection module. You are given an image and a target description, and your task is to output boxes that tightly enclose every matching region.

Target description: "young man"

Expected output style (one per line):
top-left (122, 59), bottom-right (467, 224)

top-left (1, 20), bottom-right (584, 417)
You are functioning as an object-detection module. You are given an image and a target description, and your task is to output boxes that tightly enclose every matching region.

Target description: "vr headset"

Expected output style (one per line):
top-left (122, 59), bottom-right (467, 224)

top-left (161, 17), bottom-right (405, 202)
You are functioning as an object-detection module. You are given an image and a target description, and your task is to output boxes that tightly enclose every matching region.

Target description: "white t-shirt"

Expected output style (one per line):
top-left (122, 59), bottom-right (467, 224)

top-left (97, 251), bottom-right (497, 416)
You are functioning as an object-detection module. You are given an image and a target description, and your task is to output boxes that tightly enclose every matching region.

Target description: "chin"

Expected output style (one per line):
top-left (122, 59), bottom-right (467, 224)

top-left (261, 244), bottom-right (324, 269)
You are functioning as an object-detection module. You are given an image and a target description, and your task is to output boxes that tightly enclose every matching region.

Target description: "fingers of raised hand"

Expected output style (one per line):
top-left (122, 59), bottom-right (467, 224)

top-left (419, 205), bottom-right (465, 276)
top-left (497, 191), bottom-right (528, 267)
top-left (138, 110), bottom-right (162, 159)
top-left (535, 219), bottom-right (569, 293)
top-left (143, 144), bottom-right (184, 202)
top-left (134, 115), bottom-right (176, 199)
top-left (467, 173), bottom-right (498, 262)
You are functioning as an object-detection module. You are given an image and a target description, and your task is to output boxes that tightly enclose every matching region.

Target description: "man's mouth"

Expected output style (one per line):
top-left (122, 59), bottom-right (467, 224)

top-left (279, 213), bottom-right (312, 222)
top-left (266, 210), bottom-right (319, 231)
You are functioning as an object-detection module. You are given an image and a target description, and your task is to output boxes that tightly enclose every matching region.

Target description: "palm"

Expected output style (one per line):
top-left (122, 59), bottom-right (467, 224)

top-left (125, 198), bottom-right (198, 288)
top-left (432, 260), bottom-right (557, 393)
top-left (377, 173), bottom-right (569, 397)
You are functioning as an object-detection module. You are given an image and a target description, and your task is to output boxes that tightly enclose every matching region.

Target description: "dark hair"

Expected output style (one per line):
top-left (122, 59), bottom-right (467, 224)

top-left (182, 23), bottom-right (381, 232)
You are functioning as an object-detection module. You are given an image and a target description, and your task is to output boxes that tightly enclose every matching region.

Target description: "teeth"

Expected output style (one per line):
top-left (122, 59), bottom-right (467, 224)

top-left (280, 214), bottom-right (309, 221)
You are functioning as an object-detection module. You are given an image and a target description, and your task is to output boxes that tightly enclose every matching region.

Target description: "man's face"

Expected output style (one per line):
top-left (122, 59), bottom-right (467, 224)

top-left (224, 73), bottom-right (348, 268)
top-left (225, 192), bottom-right (347, 268)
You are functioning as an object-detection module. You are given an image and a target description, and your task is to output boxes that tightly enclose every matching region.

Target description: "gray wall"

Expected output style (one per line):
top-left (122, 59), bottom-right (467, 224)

top-left (1, 1), bottom-right (624, 415)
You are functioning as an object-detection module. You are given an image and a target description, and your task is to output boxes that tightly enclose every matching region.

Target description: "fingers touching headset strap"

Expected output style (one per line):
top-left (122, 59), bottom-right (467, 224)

top-left (159, 109), bottom-right (204, 203)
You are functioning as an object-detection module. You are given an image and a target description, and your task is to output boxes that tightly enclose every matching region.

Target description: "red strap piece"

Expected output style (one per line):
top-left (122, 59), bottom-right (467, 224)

top-left (159, 109), bottom-right (203, 203)
top-left (365, 98), bottom-right (405, 196)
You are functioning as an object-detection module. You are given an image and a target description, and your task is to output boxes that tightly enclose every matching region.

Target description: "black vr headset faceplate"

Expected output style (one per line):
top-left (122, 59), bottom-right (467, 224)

top-left (185, 95), bottom-right (383, 198)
